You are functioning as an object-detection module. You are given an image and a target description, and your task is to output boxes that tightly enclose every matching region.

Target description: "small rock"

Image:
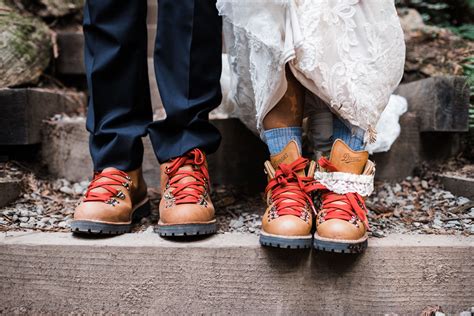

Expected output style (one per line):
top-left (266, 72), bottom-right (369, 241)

top-left (19, 222), bottom-right (34, 229)
top-left (20, 210), bottom-right (30, 217)
top-left (458, 312), bottom-right (471, 316)
top-left (457, 197), bottom-right (470, 206)
top-left (12, 214), bottom-right (18, 222)
top-left (60, 186), bottom-right (74, 195)
top-left (421, 180), bottom-right (429, 189)
top-left (73, 183), bottom-right (84, 195)
top-left (57, 221), bottom-right (68, 228)
top-left (393, 183), bottom-right (402, 193)
top-left (443, 192), bottom-right (455, 199)
top-left (229, 217), bottom-right (244, 229)
top-left (413, 222), bottom-right (421, 227)
top-left (433, 218), bottom-right (443, 226)
top-left (143, 226), bottom-right (154, 234)
top-left (36, 206), bottom-right (44, 215)
top-left (447, 220), bottom-right (460, 226)
top-left (19, 217), bottom-right (29, 223)
top-left (371, 230), bottom-right (385, 238)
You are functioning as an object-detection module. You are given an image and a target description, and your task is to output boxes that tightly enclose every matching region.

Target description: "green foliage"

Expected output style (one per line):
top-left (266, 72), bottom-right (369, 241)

top-left (449, 24), bottom-right (474, 41)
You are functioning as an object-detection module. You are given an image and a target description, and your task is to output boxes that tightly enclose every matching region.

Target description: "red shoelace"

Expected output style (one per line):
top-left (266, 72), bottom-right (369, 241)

top-left (314, 157), bottom-right (369, 229)
top-left (165, 148), bottom-right (209, 205)
top-left (83, 169), bottom-right (129, 203)
top-left (265, 157), bottom-right (317, 217)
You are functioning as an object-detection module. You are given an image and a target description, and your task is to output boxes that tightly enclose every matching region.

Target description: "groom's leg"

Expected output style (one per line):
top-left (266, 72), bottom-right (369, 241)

top-left (71, 0), bottom-right (152, 235)
top-left (84, 0), bottom-right (152, 171)
top-left (149, 0), bottom-right (222, 163)
top-left (151, 0), bottom-right (222, 237)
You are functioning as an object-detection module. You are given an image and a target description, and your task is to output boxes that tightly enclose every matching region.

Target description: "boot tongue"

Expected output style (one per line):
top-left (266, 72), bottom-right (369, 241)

top-left (270, 140), bottom-right (304, 176)
top-left (329, 139), bottom-right (369, 175)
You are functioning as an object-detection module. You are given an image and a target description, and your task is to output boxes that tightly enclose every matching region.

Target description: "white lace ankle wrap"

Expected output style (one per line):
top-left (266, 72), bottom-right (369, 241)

top-left (314, 171), bottom-right (374, 197)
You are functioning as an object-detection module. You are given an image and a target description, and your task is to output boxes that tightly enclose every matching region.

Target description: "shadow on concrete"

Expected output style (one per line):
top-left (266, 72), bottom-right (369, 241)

top-left (311, 250), bottom-right (363, 275)
top-left (158, 234), bottom-right (216, 243)
top-left (261, 247), bottom-right (311, 271)
top-left (72, 232), bottom-right (121, 240)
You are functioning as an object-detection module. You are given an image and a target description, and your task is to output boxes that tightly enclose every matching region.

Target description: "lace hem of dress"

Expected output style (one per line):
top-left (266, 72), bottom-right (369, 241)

top-left (314, 171), bottom-right (374, 197)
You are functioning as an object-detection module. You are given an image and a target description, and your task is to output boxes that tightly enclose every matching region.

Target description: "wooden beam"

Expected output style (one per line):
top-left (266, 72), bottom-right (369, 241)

top-left (0, 232), bottom-right (472, 315)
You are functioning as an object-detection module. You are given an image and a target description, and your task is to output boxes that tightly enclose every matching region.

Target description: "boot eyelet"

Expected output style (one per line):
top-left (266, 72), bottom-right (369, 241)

top-left (105, 198), bottom-right (119, 206)
top-left (116, 191), bottom-right (126, 200)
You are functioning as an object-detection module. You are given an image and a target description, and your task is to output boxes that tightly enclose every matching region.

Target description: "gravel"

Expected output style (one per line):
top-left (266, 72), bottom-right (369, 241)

top-left (0, 162), bottom-right (473, 236)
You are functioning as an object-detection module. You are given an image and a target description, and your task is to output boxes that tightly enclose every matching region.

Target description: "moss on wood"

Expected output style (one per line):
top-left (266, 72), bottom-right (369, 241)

top-left (0, 1), bottom-right (51, 87)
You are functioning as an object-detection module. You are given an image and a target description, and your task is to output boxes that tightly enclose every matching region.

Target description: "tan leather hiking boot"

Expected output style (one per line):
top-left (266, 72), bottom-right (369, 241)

top-left (260, 140), bottom-right (317, 249)
top-left (155, 148), bottom-right (216, 236)
top-left (71, 167), bottom-right (150, 234)
top-left (313, 139), bottom-right (375, 253)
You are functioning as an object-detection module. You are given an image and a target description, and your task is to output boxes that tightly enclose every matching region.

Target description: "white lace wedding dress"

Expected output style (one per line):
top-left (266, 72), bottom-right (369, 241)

top-left (217, 0), bottom-right (406, 143)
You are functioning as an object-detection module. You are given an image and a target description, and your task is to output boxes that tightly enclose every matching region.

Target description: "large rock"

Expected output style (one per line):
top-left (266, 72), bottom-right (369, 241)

top-left (0, 2), bottom-right (51, 87)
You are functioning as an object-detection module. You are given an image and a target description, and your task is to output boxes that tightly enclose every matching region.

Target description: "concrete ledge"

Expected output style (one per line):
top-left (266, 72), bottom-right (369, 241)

top-left (1, 232), bottom-right (473, 314)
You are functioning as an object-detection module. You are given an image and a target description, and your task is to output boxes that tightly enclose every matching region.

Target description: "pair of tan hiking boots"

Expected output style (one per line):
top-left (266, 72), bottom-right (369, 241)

top-left (260, 139), bottom-right (375, 253)
top-left (72, 148), bottom-right (216, 236)
top-left (72, 140), bottom-right (374, 253)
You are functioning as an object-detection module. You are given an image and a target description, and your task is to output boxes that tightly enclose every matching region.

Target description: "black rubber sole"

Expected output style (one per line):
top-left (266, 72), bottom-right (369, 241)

top-left (155, 222), bottom-right (217, 237)
top-left (71, 200), bottom-right (151, 235)
top-left (259, 234), bottom-right (312, 249)
top-left (313, 236), bottom-right (368, 254)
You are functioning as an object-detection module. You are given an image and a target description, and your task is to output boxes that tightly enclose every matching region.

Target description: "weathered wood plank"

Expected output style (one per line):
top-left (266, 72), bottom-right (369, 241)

top-left (438, 172), bottom-right (474, 199)
top-left (56, 26), bottom-right (156, 76)
top-left (0, 88), bottom-right (86, 145)
top-left (0, 233), bottom-right (472, 315)
top-left (0, 178), bottom-right (22, 207)
top-left (395, 76), bottom-right (470, 132)
top-left (56, 31), bottom-right (85, 75)
top-left (374, 76), bottom-right (468, 180)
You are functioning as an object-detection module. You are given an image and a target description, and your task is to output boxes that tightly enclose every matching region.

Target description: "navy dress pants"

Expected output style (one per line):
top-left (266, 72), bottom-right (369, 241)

top-left (83, 0), bottom-right (222, 171)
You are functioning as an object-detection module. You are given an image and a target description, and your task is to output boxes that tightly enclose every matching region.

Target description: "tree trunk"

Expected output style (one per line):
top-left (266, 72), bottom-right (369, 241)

top-left (23, 0), bottom-right (84, 17)
top-left (0, 1), bottom-right (51, 87)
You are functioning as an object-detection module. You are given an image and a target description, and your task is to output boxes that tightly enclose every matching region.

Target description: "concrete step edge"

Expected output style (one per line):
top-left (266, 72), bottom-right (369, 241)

top-left (1, 232), bottom-right (473, 314)
top-left (1, 231), bottom-right (473, 248)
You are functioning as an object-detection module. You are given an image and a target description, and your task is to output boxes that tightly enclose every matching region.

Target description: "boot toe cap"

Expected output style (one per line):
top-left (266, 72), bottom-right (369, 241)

top-left (262, 215), bottom-right (311, 237)
top-left (74, 202), bottom-right (131, 223)
top-left (159, 203), bottom-right (215, 225)
top-left (316, 219), bottom-right (366, 240)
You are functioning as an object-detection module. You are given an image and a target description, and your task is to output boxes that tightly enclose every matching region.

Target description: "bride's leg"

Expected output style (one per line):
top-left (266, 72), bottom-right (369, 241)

top-left (332, 117), bottom-right (365, 150)
top-left (259, 67), bottom-right (315, 249)
top-left (263, 68), bottom-right (304, 129)
top-left (262, 66), bottom-right (305, 155)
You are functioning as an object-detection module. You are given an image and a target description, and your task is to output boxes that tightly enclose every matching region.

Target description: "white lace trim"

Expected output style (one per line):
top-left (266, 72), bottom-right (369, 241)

top-left (314, 171), bottom-right (374, 197)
